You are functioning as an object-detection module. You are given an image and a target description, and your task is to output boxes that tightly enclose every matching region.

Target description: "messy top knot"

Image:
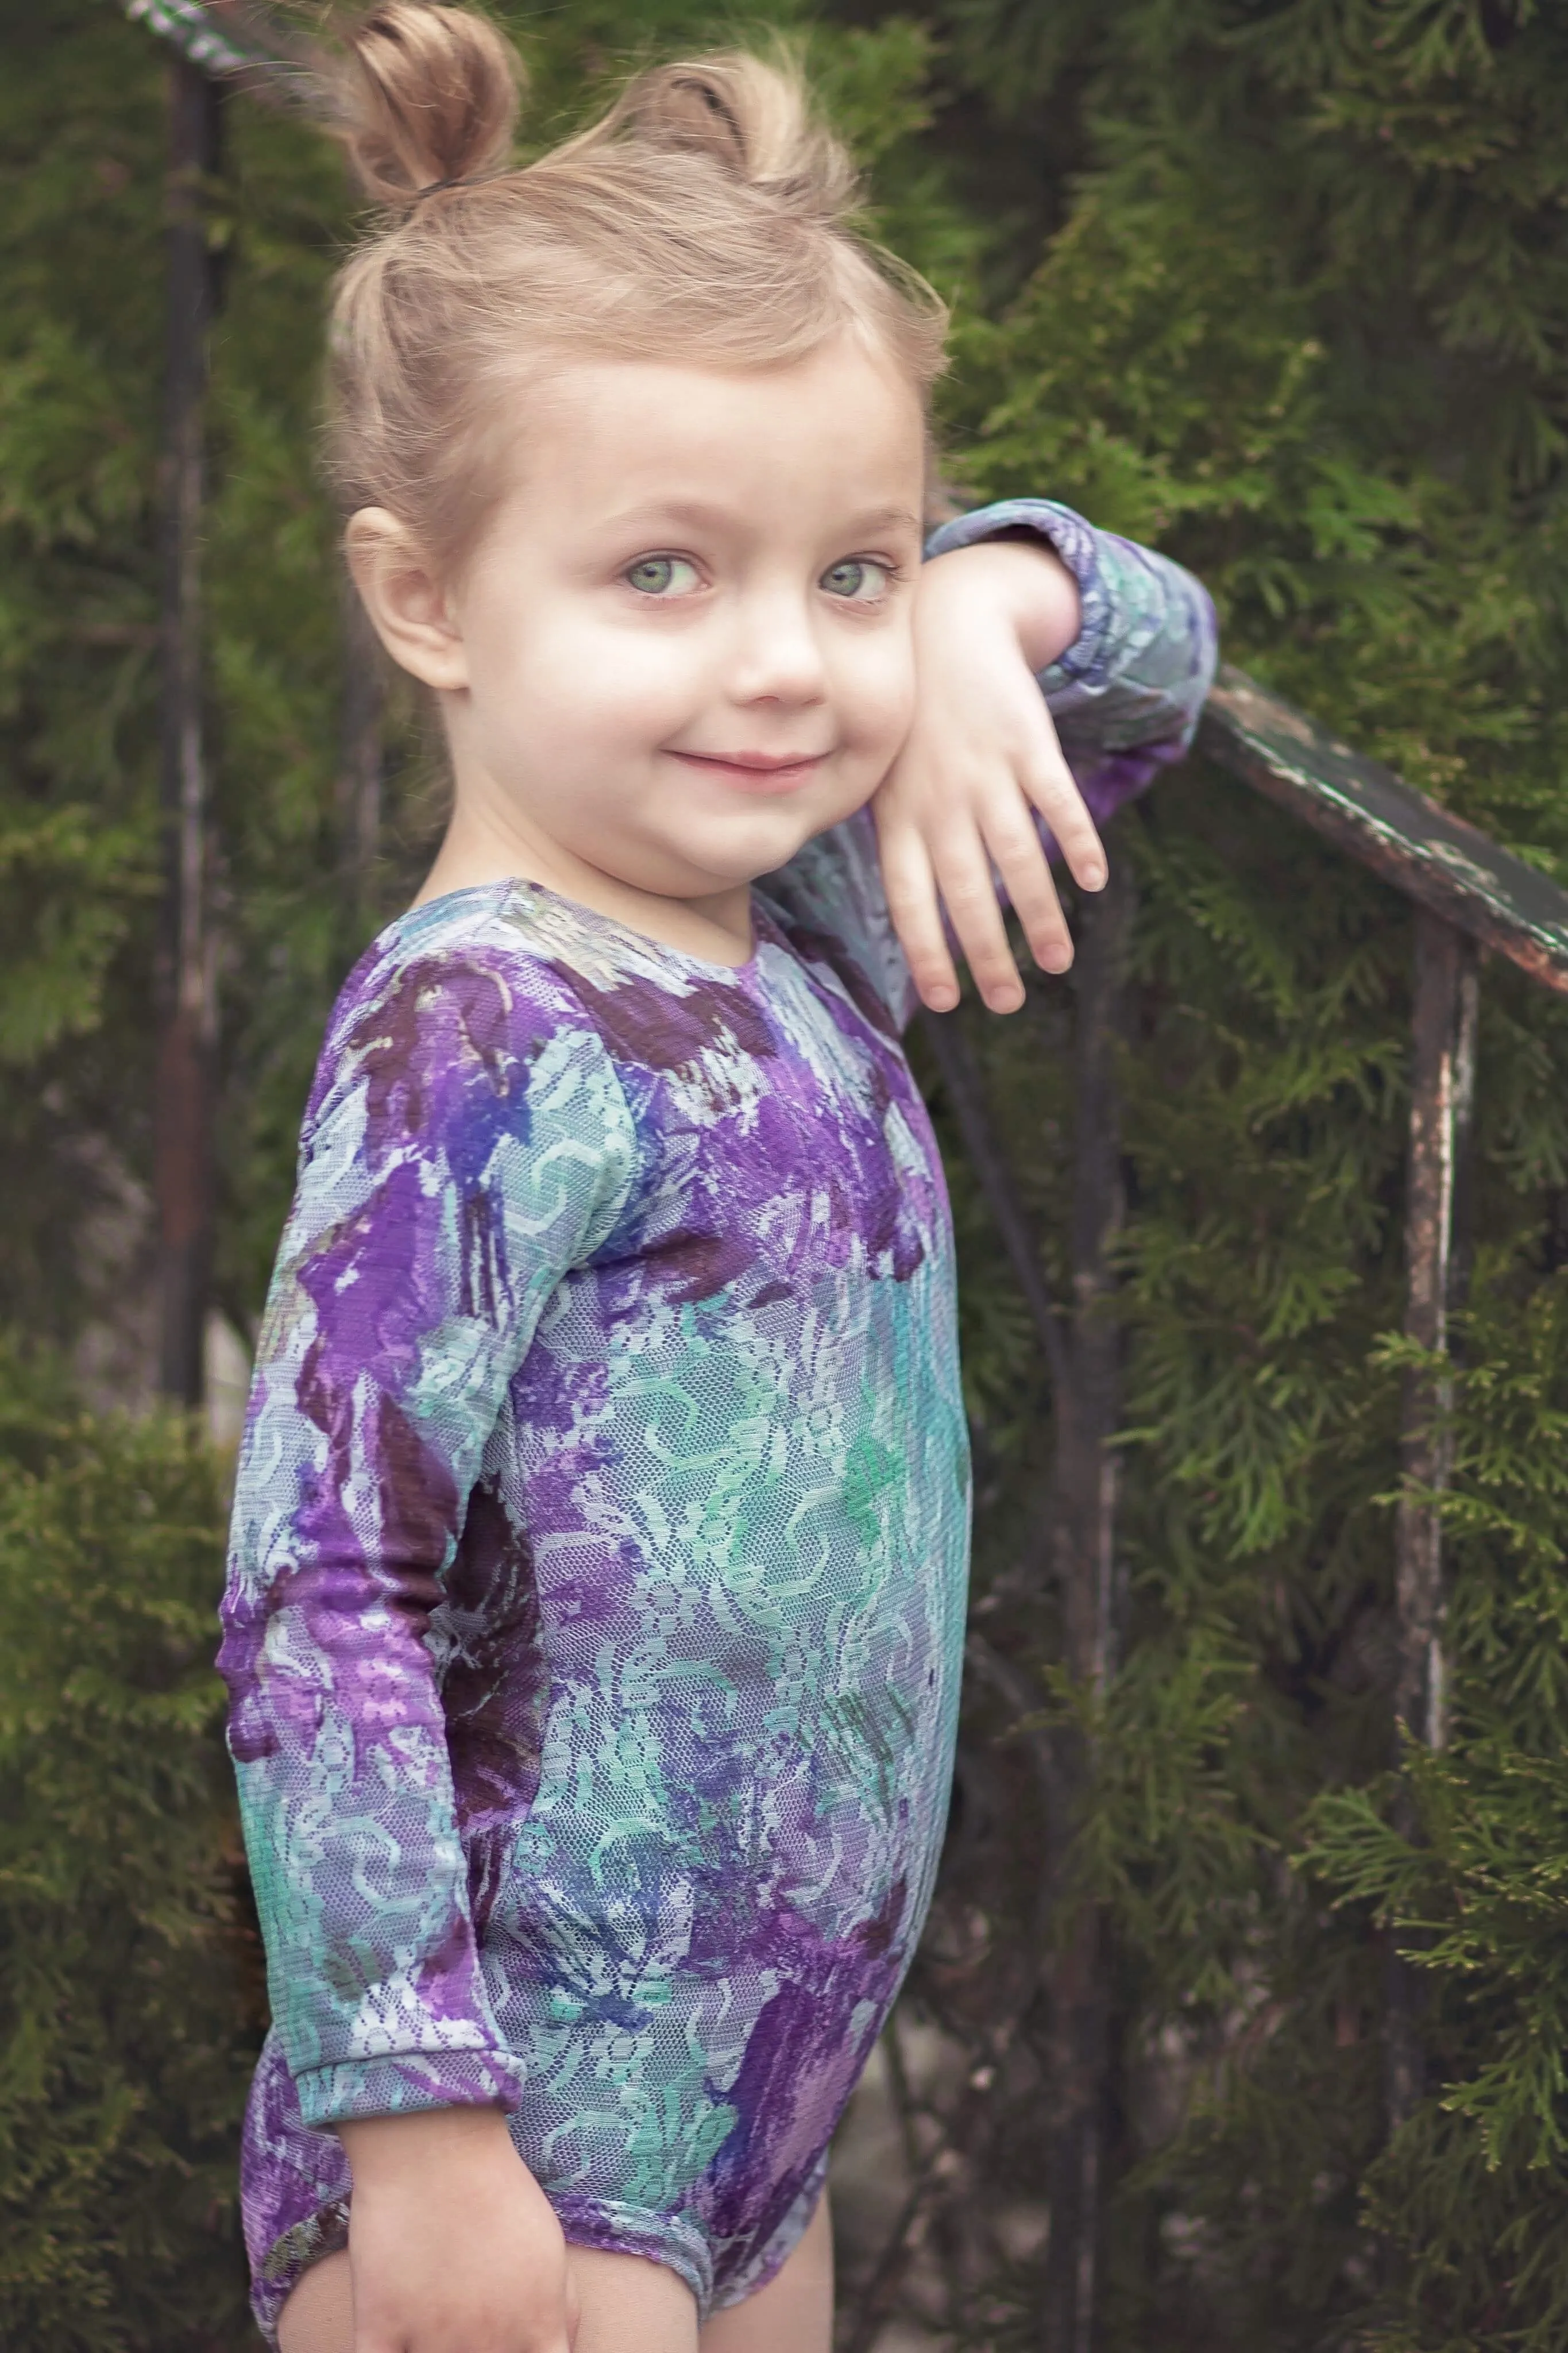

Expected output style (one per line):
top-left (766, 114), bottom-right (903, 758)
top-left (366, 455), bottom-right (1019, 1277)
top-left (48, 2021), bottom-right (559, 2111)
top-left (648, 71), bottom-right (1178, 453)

top-left (339, 2), bottom-right (520, 207)
top-left (590, 56), bottom-right (860, 223)
top-left (328, 3), bottom-right (947, 573)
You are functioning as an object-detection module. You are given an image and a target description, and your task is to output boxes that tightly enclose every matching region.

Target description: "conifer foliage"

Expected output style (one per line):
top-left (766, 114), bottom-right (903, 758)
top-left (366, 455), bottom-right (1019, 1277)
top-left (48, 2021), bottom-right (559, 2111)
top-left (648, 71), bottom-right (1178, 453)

top-left (0, 1338), bottom-right (254, 2348)
top-left (3, 1), bottom-right (1568, 2346)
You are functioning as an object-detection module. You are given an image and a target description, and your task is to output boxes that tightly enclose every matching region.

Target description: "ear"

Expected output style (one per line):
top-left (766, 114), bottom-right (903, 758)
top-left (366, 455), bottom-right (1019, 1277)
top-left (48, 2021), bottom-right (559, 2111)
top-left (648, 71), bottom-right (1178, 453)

top-left (345, 508), bottom-right (470, 693)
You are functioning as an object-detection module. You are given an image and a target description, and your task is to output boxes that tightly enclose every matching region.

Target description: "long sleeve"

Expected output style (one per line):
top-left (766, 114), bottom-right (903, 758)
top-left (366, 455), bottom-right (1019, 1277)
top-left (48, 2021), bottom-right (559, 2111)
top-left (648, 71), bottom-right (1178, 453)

top-left (218, 924), bottom-right (637, 2129)
top-left (760, 497), bottom-right (1218, 1028)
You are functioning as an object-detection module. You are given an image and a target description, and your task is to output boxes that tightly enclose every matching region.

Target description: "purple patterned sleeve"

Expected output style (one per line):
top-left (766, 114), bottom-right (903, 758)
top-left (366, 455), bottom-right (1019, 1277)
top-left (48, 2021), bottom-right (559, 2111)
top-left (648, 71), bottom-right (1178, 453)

top-left (219, 924), bottom-right (638, 2128)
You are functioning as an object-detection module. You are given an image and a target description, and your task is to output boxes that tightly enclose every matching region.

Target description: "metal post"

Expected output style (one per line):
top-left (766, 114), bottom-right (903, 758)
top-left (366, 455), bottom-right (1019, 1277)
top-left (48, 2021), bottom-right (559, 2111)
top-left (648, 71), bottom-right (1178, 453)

top-left (1386, 908), bottom-right (1478, 2130)
top-left (1041, 857), bottom-right (1134, 2353)
top-left (917, 1005), bottom-right (1069, 1392)
top-left (153, 56), bottom-right (222, 1405)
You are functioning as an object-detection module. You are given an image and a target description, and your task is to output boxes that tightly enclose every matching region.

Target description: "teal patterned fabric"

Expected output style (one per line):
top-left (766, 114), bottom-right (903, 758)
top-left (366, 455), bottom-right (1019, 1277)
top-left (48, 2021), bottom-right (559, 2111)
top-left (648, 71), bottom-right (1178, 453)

top-left (218, 501), bottom-right (1217, 2337)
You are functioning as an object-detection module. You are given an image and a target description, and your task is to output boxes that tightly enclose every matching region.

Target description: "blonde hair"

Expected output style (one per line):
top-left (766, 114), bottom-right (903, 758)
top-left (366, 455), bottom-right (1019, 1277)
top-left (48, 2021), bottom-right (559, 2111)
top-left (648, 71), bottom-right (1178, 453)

top-left (326, 3), bottom-right (949, 576)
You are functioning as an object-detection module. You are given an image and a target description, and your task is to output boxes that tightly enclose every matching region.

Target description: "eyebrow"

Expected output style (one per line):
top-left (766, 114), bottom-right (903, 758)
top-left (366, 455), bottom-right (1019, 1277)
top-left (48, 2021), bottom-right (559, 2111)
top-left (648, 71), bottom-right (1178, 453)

top-left (846, 505), bottom-right (925, 538)
top-left (596, 498), bottom-right (924, 540)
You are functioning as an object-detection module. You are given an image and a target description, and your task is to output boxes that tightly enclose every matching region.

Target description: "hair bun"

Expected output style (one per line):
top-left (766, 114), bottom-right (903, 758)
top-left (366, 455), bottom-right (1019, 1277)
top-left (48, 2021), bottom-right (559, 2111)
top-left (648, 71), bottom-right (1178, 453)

top-left (607, 53), bottom-right (859, 223)
top-left (339, 2), bottom-right (521, 210)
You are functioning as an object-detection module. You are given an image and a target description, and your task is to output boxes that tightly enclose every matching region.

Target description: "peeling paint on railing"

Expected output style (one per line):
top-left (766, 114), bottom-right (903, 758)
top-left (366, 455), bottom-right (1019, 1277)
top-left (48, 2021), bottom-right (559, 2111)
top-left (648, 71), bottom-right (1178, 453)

top-left (1200, 664), bottom-right (1568, 993)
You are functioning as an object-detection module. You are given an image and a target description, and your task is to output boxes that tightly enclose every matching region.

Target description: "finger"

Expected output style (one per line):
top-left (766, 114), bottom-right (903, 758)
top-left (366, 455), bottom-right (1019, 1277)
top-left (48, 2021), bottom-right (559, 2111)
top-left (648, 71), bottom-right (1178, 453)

top-left (980, 804), bottom-right (1074, 977)
top-left (1015, 712), bottom-right (1106, 892)
top-left (875, 813), bottom-right (961, 1013)
top-left (929, 835), bottom-right (1027, 1015)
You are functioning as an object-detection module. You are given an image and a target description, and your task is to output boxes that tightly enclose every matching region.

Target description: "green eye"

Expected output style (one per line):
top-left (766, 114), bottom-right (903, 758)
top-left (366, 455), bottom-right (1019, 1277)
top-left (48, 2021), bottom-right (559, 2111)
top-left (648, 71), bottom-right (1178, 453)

top-left (822, 558), bottom-right (891, 603)
top-left (625, 555), bottom-right (700, 597)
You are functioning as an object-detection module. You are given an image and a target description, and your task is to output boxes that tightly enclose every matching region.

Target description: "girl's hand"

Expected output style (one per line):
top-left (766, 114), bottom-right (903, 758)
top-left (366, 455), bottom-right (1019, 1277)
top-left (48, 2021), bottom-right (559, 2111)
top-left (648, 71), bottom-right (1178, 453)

top-left (340, 2108), bottom-right (576, 2353)
top-left (874, 537), bottom-right (1106, 1015)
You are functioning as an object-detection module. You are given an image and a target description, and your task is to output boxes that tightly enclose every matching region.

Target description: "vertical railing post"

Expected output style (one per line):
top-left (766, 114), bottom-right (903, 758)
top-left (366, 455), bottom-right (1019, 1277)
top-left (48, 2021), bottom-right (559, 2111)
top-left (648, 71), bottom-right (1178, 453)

top-left (916, 1006), bottom-right (1069, 1392)
top-left (153, 54), bottom-right (223, 1405)
top-left (1386, 908), bottom-right (1478, 2130)
top-left (1042, 855), bottom-right (1134, 2353)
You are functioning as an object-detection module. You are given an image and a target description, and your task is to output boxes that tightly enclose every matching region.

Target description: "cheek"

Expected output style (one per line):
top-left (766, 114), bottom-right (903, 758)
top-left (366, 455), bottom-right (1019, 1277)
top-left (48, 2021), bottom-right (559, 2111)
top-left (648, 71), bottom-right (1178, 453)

top-left (550, 611), bottom-right (708, 736)
top-left (473, 607), bottom-right (702, 763)
top-left (586, 631), bottom-right (709, 745)
top-left (832, 627), bottom-right (916, 754)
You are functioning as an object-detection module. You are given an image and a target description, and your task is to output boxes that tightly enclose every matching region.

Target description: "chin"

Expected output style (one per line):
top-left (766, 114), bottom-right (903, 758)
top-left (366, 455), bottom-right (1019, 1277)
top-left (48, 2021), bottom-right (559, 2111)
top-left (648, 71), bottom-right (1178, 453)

top-left (695, 800), bottom-right (866, 885)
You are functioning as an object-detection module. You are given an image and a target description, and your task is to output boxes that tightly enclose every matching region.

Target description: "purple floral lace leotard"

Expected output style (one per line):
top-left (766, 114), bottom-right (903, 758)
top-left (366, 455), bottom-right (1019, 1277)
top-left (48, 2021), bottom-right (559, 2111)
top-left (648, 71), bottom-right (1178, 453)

top-left (218, 501), bottom-right (1217, 2340)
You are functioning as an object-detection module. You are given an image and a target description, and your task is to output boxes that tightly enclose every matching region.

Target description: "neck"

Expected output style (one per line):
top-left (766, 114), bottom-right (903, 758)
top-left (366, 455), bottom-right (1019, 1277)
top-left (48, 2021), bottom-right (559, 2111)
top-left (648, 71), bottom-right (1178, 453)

top-left (412, 794), bottom-right (756, 968)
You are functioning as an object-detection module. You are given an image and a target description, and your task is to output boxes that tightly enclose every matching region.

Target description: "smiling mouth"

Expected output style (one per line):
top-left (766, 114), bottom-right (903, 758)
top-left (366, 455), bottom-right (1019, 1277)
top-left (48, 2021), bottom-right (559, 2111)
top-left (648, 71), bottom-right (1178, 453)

top-left (669, 749), bottom-right (829, 796)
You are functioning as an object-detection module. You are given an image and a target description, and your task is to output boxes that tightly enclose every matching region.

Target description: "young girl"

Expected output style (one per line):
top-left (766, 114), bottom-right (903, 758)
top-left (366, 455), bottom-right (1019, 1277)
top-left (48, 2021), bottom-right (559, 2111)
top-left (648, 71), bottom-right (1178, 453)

top-left (218, 9), bottom-right (1216, 2351)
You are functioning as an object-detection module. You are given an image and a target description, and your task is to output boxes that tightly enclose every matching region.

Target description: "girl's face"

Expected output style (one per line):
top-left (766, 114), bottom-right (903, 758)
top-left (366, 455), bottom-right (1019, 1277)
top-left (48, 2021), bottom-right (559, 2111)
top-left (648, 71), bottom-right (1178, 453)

top-left (364, 334), bottom-right (928, 914)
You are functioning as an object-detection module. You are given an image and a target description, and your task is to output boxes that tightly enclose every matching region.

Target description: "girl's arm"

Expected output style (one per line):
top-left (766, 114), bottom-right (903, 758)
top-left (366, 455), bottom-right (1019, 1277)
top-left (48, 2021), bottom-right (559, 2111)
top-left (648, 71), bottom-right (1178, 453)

top-left (922, 497), bottom-right (1217, 799)
top-left (219, 939), bottom-right (635, 2345)
top-left (882, 499), bottom-right (1217, 1015)
top-left (760, 500), bottom-right (1216, 1028)
top-left (222, 946), bottom-right (634, 2130)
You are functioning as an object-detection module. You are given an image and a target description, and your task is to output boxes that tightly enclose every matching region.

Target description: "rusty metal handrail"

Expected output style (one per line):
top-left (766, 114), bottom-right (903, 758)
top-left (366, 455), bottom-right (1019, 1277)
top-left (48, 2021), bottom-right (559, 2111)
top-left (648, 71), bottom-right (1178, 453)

top-left (123, 0), bottom-right (320, 109)
top-left (1202, 665), bottom-right (1568, 993)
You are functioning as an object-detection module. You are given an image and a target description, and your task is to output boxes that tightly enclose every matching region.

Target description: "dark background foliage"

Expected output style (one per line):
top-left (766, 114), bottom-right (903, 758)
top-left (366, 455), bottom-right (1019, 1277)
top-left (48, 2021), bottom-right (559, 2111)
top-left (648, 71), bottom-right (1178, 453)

top-left (5, 1), bottom-right (1568, 2346)
top-left (0, 1337), bottom-right (256, 2347)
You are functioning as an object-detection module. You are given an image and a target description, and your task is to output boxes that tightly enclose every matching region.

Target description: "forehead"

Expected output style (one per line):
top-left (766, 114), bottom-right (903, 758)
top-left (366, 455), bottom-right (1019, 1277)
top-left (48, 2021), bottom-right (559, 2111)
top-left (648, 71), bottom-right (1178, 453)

top-left (507, 337), bottom-right (926, 535)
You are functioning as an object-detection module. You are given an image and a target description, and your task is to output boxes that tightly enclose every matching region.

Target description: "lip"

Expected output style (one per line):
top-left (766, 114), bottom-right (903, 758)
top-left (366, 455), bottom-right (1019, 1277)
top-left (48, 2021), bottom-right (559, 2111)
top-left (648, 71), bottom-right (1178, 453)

top-left (669, 749), bottom-right (829, 797)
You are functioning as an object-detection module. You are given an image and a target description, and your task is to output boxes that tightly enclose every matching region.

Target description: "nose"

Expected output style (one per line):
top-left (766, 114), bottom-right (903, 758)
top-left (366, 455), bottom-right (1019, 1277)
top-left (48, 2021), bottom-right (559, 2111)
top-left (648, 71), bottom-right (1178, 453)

top-left (725, 581), bottom-right (828, 708)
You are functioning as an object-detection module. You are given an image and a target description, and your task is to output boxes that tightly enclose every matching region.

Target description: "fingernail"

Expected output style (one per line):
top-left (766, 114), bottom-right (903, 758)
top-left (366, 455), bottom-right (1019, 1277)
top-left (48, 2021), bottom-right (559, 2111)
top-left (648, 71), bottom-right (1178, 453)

top-left (1042, 945), bottom-right (1073, 974)
top-left (1083, 862), bottom-right (1106, 890)
top-left (927, 985), bottom-right (959, 1012)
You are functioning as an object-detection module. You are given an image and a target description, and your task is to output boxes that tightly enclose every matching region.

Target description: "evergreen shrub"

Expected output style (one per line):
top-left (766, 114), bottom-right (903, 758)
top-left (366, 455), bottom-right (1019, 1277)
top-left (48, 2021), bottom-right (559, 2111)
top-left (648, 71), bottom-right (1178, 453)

top-left (0, 1339), bottom-right (255, 2351)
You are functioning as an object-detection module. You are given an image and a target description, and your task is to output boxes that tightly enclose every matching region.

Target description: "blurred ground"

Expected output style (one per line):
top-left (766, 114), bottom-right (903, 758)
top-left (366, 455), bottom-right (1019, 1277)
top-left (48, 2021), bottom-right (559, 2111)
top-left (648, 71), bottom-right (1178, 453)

top-left (831, 2020), bottom-right (1051, 2350)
